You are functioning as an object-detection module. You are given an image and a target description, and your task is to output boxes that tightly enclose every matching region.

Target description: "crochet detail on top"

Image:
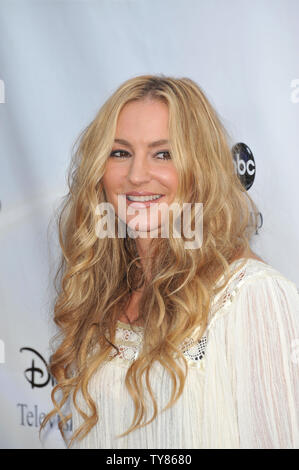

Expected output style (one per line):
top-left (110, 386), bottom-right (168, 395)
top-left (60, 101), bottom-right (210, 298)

top-left (107, 322), bottom-right (207, 369)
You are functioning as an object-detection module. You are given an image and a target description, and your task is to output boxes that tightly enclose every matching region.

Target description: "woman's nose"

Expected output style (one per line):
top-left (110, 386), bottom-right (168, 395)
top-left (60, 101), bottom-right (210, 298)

top-left (127, 154), bottom-right (151, 185)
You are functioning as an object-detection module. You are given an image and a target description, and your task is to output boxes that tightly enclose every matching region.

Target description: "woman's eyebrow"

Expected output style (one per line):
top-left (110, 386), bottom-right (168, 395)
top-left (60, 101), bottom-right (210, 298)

top-left (114, 139), bottom-right (169, 148)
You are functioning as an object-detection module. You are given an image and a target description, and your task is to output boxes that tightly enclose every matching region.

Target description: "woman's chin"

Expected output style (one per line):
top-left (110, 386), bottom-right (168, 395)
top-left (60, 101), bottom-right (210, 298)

top-left (127, 223), bottom-right (162, 238)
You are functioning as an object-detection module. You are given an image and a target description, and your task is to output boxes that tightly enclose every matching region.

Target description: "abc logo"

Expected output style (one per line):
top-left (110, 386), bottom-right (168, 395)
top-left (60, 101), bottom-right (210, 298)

top-left (232, 143), bottom-right (256, 190)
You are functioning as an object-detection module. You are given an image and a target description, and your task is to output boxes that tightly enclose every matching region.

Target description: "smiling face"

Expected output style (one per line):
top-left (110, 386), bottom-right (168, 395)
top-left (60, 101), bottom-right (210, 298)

top-left (102, 98), bottom-right (179, 235)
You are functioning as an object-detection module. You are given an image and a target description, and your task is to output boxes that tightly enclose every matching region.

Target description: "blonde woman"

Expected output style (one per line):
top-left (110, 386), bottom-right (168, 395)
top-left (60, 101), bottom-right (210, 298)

top-left (40, 75), bottom-right (299, 449)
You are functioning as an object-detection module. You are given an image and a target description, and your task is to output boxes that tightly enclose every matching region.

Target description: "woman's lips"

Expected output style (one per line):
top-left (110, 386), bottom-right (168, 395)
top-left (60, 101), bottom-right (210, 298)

top-left (126, 195), bottom-right (165, 208)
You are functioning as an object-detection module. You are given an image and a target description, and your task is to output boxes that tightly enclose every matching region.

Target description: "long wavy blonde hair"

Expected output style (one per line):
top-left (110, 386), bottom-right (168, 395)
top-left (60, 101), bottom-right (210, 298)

top-left (40, 74), bottom-right (259, 447)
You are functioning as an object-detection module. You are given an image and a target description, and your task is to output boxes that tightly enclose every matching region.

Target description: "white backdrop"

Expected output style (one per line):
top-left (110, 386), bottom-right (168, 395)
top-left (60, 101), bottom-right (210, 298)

top-left (0, 0), bottom-right (298, 449)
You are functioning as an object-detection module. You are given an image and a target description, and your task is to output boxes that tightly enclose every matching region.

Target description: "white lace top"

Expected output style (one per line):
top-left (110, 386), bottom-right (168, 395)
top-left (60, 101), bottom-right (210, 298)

top-left (69, 258), bottom-right (299, 449)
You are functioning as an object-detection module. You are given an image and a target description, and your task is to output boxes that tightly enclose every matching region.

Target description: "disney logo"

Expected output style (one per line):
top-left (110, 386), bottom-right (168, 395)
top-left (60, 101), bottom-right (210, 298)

top-left (20, 347), bottom-right (56, 389)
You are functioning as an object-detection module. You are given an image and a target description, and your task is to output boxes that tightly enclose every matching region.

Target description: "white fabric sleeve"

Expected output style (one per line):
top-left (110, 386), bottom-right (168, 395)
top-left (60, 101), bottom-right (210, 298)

top-left (224, 274), bottom-right (299, 448)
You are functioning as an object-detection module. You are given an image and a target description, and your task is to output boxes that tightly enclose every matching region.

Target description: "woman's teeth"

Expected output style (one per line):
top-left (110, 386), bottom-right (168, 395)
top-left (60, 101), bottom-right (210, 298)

top-left (126, 194), bottom-right (163, 202)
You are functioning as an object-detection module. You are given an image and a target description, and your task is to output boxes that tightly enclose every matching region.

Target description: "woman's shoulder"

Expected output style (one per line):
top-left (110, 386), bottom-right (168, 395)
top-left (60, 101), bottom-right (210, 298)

top-left (207, 256), bottom-right (298, 329)
top-left (215, 254), bottom-right (297, 291)
top-left (235, 257), bottom-right (296, 288)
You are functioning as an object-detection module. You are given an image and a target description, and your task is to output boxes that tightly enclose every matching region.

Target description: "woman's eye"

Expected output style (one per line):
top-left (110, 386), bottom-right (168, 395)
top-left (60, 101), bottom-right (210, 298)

top-left (110, 150), bottom-right (130, 159)
top-left (156, 151), bottom-right (171, 160)
top-left (109, 150), bottom-right (171, 160)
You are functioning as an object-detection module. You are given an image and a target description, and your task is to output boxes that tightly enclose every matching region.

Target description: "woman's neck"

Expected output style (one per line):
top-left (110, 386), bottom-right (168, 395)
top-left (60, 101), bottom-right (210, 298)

top-left (135, 237), bottom-right (154, 273)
